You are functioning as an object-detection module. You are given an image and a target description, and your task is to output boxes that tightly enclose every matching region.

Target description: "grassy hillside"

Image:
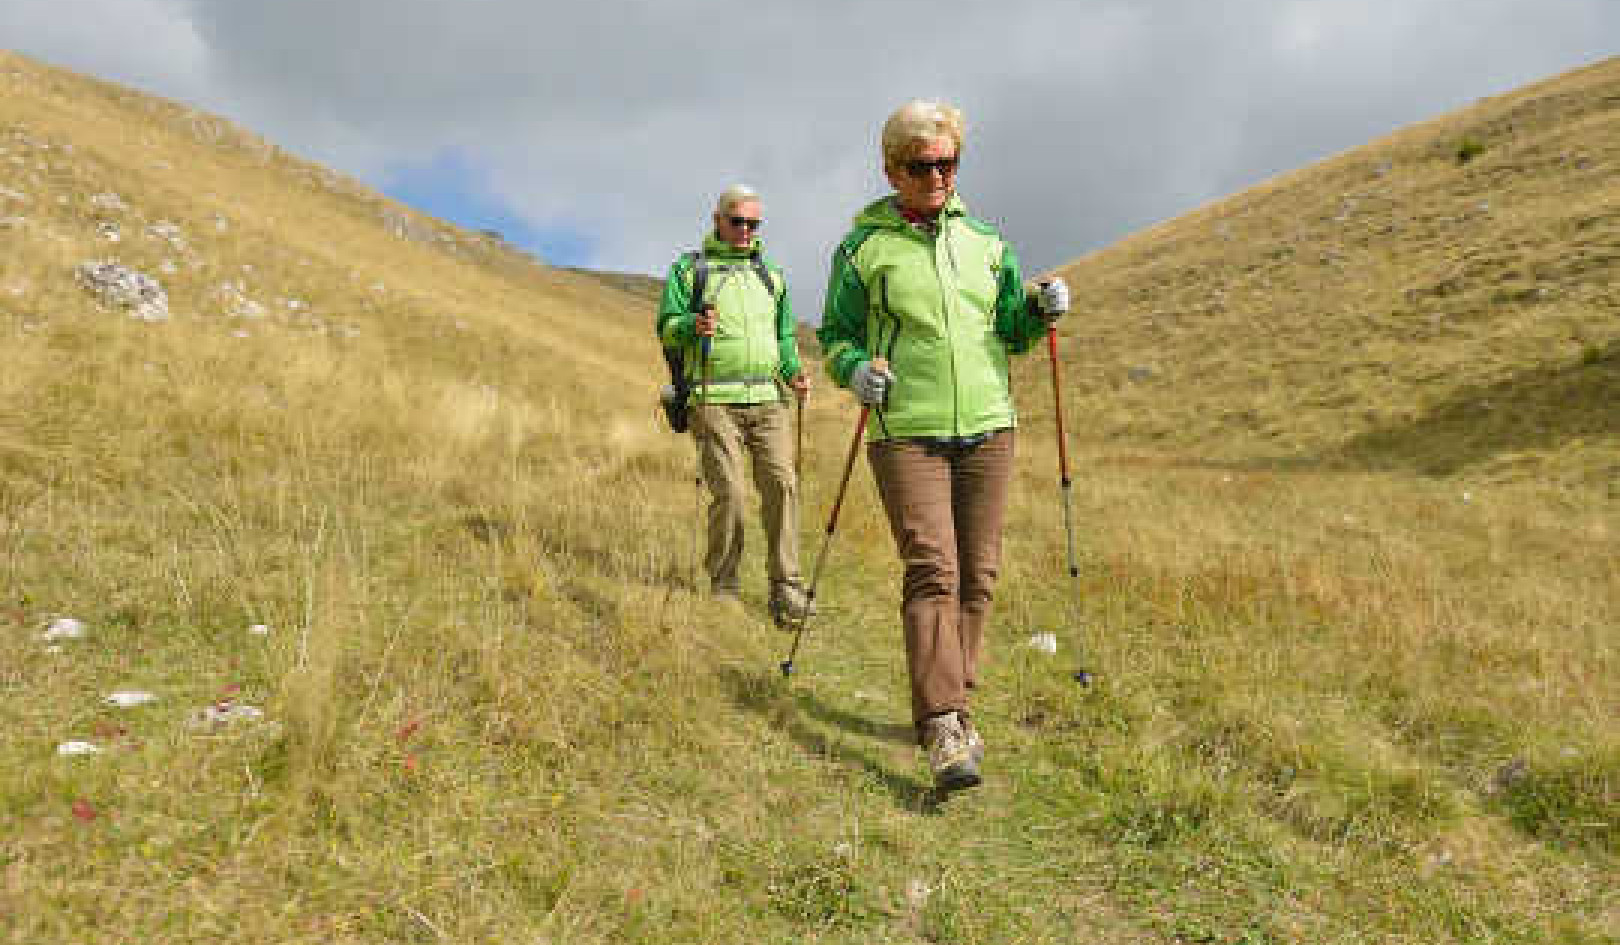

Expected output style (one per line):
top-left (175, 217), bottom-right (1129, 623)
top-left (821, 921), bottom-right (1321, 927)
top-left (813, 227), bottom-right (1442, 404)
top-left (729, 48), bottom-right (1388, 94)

top-left (2, 49), bottom-right (1615, 945)
top-left (1049, 57), bottom-right (1617, 492)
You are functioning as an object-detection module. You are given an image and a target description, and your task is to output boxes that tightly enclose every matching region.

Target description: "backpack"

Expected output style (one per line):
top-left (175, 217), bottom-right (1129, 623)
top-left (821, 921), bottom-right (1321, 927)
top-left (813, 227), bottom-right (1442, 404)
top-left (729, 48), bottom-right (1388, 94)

top-left (659, 249), bottom-right (777, 432)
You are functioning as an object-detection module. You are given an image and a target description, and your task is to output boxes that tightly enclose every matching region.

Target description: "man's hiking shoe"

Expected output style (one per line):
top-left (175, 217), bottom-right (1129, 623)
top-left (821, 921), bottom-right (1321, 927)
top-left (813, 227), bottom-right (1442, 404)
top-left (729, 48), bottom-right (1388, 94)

top-left (921, 712), bottom-right (981, 792)
top-left (768, 584), bottom-right (816, 629)
top-left (659, 384), bottom-right (690, 433)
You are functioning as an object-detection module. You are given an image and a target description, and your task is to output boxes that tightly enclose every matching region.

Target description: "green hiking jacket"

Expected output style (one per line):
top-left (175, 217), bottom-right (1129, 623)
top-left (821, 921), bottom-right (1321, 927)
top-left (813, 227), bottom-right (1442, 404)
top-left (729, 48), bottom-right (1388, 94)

top-left (657, 234), bottom-right (801, 406)
top-left (817, 194), bottom-right (1047, 440)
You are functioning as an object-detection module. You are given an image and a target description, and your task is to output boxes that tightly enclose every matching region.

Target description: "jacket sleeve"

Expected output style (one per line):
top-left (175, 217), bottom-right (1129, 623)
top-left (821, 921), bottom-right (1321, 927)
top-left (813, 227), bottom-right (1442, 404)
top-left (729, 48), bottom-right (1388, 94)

top-left (993, 241), bottom-right (1046, 354)
top-left (774, 266), bottom-right (802, 382)
top-left (816, 237), bottom-right (872, 388)
top-left (656, 255), bottom-right (696, 347)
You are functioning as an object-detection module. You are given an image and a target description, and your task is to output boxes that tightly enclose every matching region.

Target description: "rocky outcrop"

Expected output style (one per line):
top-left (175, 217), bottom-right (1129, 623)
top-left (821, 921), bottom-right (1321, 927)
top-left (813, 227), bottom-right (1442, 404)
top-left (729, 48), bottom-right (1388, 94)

top-left (74, 260), bottom-right (169, 321)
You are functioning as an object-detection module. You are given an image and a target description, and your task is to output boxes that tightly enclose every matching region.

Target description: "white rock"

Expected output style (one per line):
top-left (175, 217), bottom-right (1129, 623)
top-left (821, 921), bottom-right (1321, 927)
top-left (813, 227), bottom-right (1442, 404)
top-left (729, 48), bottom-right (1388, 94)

top-left (105, 690), bottom-right (158, 708)
top-left (1027, 632), bottom-right (1058, 655)
top-left (89, 192), bottom-right (127, 213)
top-left (0, 186), bottom-right (27, 203)
top-left (57, 741), bottom-right (101, 756)
top-left (145, 221), bottom-right (185, 248)
top-left (75, 260), bottom-right (169, 322)
top-left (247, 624), bottom-right (270, 635)
top-left (214, 282), bottom-right (266, 319)
top-left (192, 702), bottom-right (264, 726)
top-left (42, 617), bottom-right (86, 640)
top-left (904, 878), bottom-right (932, 912)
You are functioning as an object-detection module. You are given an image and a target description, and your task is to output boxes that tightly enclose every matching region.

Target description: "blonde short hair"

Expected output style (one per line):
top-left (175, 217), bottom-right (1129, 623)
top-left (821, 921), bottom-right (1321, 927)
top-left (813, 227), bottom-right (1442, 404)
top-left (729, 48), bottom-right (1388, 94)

top-left (881, 100), bottom-right (965, 169)
top-left (715, 185), bottom-right (760, 216)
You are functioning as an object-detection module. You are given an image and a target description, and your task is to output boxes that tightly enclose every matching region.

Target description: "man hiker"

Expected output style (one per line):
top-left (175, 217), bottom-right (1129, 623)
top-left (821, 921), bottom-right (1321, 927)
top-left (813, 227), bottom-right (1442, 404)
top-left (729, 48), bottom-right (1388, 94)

top-left (657, 185), bottom-right (812, 626)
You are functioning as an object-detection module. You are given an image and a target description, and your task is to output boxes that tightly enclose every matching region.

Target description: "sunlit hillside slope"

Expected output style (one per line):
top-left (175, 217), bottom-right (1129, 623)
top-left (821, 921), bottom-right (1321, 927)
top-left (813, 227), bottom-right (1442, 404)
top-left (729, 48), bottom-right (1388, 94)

top-left (2, 50), bottom-right (1614, 945)
top-left (1047, 57), bottom-right (1617, 492)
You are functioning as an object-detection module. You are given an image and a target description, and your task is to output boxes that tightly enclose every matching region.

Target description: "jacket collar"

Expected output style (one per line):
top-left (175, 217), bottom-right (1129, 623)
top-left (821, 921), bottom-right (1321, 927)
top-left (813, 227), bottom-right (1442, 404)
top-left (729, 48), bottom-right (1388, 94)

top-left (702, 233), bottom-right (762, 259)
top-left (854, 193), bottom-right (968, 232)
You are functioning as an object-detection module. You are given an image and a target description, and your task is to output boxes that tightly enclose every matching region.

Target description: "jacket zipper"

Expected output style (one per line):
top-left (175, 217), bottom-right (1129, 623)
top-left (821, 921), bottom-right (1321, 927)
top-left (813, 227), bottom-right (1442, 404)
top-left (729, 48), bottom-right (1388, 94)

top-left (935, 219), bottom-right (962, 437)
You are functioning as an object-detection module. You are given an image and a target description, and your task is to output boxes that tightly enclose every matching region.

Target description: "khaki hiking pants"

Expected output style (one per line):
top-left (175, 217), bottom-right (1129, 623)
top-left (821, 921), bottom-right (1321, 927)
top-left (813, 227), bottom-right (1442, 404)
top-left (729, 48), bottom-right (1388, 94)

top-left (693, 401), bottom-right (801, 596)
top-left (868, 428), bottom-right (1014, 733)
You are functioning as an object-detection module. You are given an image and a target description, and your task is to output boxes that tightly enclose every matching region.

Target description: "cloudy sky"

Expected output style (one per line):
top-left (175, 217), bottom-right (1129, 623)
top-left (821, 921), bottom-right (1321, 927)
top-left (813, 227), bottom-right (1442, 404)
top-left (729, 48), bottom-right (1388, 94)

top-left (4, 0), bottom-right (1614, 315)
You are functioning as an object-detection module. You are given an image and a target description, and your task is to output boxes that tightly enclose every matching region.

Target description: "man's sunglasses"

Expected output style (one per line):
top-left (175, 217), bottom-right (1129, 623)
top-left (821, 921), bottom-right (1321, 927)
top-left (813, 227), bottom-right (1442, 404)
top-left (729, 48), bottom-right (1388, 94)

top-left (728, 216), bottom-right (762, 230)
top-left (903, 157), bottom-right (959, 178)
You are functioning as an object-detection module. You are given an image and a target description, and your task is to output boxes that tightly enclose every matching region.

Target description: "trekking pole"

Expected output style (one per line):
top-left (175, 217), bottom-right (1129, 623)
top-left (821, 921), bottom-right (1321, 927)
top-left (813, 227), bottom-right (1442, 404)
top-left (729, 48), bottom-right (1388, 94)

top-left (1047, 323), bottom-right (1093, 686)
top-left (779, 403), bottom-right (870, 679)
top-left (795, 393), bottom-right (805, 479)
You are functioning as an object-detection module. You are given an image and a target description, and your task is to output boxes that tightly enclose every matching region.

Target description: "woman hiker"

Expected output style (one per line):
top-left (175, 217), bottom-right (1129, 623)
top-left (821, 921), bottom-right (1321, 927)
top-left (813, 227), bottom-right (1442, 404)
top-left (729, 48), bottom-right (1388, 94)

top-left (817, 100), bottom-right (1070, 792)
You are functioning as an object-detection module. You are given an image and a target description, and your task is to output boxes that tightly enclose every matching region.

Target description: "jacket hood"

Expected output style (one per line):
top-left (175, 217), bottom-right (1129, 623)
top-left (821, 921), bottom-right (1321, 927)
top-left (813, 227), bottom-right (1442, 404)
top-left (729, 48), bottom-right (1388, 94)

top-left (852, 193), bottom-right (969, 231)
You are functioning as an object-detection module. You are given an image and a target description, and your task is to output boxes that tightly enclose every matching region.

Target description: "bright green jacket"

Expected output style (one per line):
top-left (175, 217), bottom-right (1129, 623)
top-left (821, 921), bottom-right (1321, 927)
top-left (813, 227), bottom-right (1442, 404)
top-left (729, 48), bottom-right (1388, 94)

top-left (818, 194), bottom-right (1047, 440)
top-left (657, 234), bottom-right (801, 406)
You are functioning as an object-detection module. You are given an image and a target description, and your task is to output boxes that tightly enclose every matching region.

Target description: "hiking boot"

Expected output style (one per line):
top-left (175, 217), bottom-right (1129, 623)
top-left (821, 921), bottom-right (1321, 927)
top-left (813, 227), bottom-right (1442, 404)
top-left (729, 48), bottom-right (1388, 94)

top-left (962, 715), bottom-right (985, 766)
top-left (768, 583), bottom-right (816, 629)
top-left (920, 712), bottom-right (981, 792)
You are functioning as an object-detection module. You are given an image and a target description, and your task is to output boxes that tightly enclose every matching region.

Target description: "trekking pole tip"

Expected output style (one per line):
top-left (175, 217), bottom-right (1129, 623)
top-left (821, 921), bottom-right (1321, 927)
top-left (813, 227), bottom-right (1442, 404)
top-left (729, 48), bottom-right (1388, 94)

top-left (779, 659), bottom-right (794, 678)
top-left (1072, 669), bottom-right (1093, 687)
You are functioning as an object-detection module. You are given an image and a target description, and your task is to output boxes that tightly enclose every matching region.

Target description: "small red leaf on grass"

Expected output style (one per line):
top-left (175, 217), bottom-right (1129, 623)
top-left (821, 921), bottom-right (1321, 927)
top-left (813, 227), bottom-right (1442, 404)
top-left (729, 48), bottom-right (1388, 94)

top-left (396, 719), bottom-right (422, 742)
top-left (403, 754), bottom-right (419, 774)
top-left (625, 888), bottom-right (645, 906)
top-left (71, 800), bottom-right (97, 822)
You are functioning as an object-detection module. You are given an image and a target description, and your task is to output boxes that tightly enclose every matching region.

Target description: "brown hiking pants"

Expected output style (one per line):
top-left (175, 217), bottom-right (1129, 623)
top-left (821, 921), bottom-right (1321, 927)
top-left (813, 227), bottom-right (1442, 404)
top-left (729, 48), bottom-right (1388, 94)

top-left (693, 401), bottom-right (801, 596)
top-left (868, 428), bottom-right (1014, 731)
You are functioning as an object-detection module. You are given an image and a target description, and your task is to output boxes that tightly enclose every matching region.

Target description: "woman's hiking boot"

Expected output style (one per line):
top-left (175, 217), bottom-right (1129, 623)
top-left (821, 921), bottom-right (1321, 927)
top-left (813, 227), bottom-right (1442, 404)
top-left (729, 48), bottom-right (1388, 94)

top-left (962, 715), bottom-right (985, 766)
top-left (920, 712), bottom-right (981, 792)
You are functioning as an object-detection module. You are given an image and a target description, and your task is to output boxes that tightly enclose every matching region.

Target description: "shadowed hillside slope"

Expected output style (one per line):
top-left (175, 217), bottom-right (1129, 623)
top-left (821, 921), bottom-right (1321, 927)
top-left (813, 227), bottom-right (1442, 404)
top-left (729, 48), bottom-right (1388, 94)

top-left (2, 50), bottom-right (1615, 945)
top-left (1046, 57), bottom-right (1617, 492)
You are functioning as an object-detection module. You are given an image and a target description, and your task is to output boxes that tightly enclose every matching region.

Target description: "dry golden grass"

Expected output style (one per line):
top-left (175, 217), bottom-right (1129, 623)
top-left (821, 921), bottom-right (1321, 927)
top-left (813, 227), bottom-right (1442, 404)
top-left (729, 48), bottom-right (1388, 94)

top-left (1047, 57), bottom-right (1618, 492)
top-left (1, 49), bottom-right (1615, 944)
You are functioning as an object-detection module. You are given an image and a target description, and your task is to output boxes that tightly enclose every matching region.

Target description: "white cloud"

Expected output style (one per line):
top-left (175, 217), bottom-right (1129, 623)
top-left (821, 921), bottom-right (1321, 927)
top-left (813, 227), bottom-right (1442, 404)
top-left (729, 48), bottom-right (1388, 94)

top-left (0, 0), bottom-right (208, 101)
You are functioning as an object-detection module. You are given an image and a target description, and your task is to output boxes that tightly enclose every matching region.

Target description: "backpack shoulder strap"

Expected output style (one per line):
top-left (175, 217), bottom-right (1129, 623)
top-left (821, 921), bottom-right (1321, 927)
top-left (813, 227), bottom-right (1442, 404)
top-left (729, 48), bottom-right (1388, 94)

top-left (749, 253), bottom-right (777, 300)
top-left (684, 249), bottom-right (709, 313)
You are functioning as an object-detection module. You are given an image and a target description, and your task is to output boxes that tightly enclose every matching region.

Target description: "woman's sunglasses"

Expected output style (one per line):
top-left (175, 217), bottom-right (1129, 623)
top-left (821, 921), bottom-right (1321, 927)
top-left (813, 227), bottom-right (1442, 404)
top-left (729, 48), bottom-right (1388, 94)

top-left (728, 216), bottom-right (762, 230)
top-left (903, 157), bottom-right (959, 178)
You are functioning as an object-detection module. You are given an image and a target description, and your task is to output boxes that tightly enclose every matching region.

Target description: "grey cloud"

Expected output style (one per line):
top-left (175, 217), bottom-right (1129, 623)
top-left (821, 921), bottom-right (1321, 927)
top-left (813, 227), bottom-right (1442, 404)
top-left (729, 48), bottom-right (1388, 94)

top-left (6, 0), bottom-right (1616, 320)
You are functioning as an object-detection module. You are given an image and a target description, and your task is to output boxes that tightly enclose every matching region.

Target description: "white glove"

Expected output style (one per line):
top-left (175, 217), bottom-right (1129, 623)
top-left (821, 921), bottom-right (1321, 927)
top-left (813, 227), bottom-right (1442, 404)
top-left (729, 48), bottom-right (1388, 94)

top-left (849, 360), bottom-right (895, 406)
top-left (1037, 278), bottom-right (1070, 320)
